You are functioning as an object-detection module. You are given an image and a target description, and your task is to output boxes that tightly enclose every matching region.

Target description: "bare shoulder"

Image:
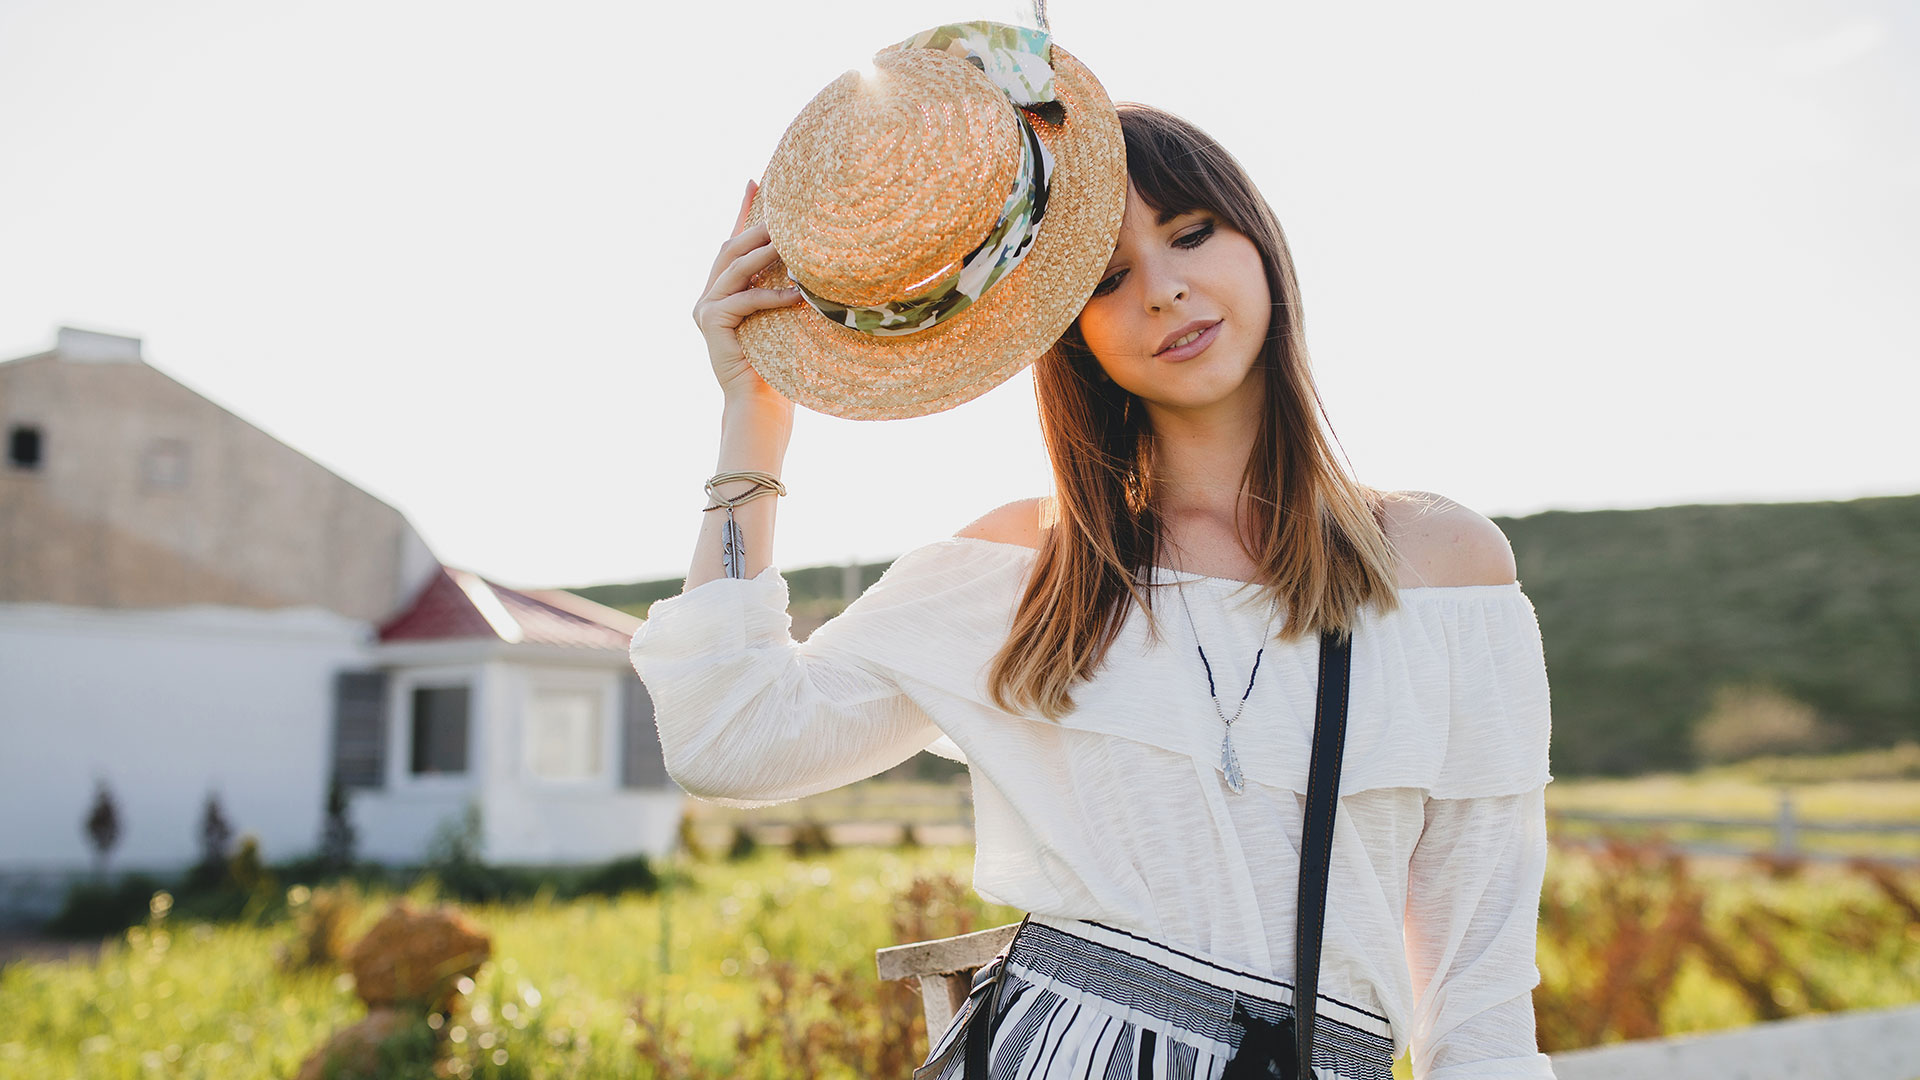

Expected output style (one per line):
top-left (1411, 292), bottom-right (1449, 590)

top-left (955, 496), bottom-right (1053, 549)
top-left (1379, 490), bottom-right (1518, 588)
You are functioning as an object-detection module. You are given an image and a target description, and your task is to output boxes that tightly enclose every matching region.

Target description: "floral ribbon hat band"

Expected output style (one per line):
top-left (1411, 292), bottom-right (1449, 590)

top-left (737, 20), bottom-right (1128, 421)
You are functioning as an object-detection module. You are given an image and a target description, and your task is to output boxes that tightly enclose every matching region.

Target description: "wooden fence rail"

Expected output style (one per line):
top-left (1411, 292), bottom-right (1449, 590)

top-left (1549, 788), bottom-right (1920, 864)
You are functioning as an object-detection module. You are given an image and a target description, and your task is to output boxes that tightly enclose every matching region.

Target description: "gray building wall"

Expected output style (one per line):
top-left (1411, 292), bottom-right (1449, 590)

top-left (0, 328), bottom-right (436, 621)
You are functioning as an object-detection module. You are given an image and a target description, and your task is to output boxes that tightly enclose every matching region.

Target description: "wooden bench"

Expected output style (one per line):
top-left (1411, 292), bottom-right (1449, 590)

top-left (875, 922), bottom-right (1024, 1041)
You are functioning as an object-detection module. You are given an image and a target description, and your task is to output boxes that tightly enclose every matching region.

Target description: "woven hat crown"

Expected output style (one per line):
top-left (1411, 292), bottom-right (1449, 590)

top-left (737, 24), bottom-right (1127, 420)
top-left (761, 48), bottom-right (1027, 310)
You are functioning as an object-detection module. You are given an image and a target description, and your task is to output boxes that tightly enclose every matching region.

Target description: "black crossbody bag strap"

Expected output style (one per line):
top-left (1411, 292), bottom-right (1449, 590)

top-left (1293, 628), bottom-right (1353, 1079)
top-left (961, 631), bottom-right (1353, 1080)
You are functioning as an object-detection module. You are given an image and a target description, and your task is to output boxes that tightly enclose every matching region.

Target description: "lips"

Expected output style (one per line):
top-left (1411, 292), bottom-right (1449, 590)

top-left (1154, 319), bottom-right (1222, 359)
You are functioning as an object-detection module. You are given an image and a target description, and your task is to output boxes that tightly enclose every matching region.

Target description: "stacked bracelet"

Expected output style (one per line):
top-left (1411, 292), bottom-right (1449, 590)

top-left (702, 471), bottom-right (786, 579)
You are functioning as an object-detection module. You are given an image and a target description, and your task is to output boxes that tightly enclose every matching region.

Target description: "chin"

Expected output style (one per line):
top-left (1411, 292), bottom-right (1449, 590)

top-left (1140, 378), bottom-right (1259, 413)
top-left (1159, 362), bottom-right (1263, 410)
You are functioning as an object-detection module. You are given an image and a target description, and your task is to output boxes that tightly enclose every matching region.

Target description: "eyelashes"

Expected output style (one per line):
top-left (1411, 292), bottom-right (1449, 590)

top-left (1090, 220), bottom-right (1216, 298)
top-left (1174, 222), bottom-right (1216, 249)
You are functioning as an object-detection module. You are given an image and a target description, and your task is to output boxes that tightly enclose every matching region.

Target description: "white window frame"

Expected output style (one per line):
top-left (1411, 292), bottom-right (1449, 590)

top-left (520, 670), bottom-right (617, 790)
top-left (389, 666), bottom-right (482, 792)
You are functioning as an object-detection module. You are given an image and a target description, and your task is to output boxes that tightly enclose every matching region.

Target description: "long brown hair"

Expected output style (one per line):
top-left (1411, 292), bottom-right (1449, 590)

top-left (987, 104), bottom-right (1401, 719)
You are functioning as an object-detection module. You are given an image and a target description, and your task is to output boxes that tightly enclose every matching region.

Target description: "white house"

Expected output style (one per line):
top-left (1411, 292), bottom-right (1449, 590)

top-left (0, 328), bottom-right (680, 926)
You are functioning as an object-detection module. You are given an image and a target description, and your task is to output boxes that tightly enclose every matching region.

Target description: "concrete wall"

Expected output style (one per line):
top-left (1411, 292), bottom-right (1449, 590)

top-left (0, 333), bottom-right (437, 622)
top-left (0, 602), bottom-right (371, 920)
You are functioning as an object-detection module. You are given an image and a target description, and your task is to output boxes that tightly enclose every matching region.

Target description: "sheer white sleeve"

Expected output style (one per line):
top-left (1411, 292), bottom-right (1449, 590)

top-left (626, 538), bottom-right (1023, 809)
top-left (1403, 787), bottom-right (1557, 1079)
top-left (626, 565), bottom-right (943, 808)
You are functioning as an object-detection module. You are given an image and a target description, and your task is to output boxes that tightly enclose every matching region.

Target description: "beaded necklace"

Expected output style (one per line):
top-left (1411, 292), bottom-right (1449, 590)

top-left (1171, 568), bottom-right (1281, 796)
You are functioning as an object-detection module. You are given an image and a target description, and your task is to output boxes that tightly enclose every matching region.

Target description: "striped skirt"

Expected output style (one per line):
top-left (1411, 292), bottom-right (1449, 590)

top-left (917, 914), bottom-right (1397, 1080)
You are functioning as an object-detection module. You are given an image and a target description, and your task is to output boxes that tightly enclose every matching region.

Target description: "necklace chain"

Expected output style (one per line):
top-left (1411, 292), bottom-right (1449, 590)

top-left (1172, 569), bottom-right (1281, 730)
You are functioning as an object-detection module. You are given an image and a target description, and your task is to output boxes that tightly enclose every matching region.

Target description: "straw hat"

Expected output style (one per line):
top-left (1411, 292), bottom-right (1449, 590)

top-left (738, 22), bottom-right (1127, 420)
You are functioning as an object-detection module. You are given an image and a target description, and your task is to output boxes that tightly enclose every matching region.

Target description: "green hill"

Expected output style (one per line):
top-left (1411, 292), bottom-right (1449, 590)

top-left (579, 494), bottom-right (1920, 777)
top-left (1505, 494), bottom-right (1919, 776)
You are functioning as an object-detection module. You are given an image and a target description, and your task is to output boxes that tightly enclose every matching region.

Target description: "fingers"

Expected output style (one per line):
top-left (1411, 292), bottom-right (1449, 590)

top-left (705, 222), bottom-right (772, 289)
top-left (706, 286), bottom-right (807, 327)
top-left (697, 179), bottom-right (795, 335)
top-left (731, 179), bottom-right (758, 237)
top-left (707, 238), bottom-right (786, 302)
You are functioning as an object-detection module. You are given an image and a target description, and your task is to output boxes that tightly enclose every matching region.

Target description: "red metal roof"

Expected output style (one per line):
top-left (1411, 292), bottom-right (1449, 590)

top-left (378, 567), bottom-right (641, 649)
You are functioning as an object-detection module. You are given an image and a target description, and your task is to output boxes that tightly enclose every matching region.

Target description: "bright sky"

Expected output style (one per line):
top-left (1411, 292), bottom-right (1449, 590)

top-left (2, 0), bottom-right (1914, 588)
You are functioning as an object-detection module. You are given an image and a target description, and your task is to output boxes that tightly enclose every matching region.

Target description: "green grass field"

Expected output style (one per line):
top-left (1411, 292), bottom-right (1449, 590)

top-left (3, 836), bottom-right (1917, 1080)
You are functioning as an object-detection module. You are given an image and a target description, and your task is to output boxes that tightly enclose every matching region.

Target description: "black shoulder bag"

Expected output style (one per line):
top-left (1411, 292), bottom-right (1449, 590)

top-left (937, 629), bottom-right (1353, 1080)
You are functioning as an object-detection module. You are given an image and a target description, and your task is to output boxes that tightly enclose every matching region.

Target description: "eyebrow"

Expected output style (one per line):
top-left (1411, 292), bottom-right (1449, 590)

top-left (1102, 208), bottom-right (1203, 270)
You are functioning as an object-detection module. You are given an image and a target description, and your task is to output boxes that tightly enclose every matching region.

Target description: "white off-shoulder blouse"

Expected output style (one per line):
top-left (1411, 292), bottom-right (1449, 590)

top-left (629, 536), bottom-right (1557, 1080)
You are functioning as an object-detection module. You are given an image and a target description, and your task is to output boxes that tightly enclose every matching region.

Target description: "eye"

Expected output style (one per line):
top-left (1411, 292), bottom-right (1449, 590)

top-left (1174, 221), bottom-right (1215, 249)
top-left (1090, 269), bottom-right (1126, 298)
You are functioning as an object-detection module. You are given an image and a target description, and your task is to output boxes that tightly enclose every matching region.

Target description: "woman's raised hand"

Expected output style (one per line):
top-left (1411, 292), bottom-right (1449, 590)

top-left (694, 179), bottom-right (805, 403)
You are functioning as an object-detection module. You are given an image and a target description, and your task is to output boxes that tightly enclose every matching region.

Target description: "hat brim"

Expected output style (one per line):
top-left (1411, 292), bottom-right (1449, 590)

top-left (737, 44), bottom-right (1127, 421)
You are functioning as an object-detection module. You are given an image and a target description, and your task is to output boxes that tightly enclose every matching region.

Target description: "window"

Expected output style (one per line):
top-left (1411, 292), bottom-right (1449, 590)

top-left (8, 425), bottom-right (42, 470)
top-left (142, 438), bottom-right (190, 490)
top-left (332, 671), bottom-right (389, 790)
top-left (527, 688), bottom-right (603, 781)
top-left (410, 686), bottom-right (470, 775)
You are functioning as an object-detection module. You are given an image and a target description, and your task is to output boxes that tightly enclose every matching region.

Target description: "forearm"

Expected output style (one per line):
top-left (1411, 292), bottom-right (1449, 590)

top-left (684, 389), bottom-right (796, 590)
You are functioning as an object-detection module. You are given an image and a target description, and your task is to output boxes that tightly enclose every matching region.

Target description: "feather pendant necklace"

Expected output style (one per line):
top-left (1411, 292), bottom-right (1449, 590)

top-left (1173, 571), bottom-right (1281, 795)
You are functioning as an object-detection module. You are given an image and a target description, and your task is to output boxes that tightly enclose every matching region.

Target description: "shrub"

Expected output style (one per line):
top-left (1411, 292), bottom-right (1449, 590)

top-left (45, 872), bottom-right (165, 939)
top-left (1694, 683), bottom-right (1832, 765)
top-left (424, 802), bottom-right (484, 867)
top-left (275, 882), bottom-right (363, 972)
top-left (167, 884), bottom-right (253, 924)
top-left (228, 834), bottom-right (269, 893)
top-left (319, 775), bottom-right (357, 872)
top-left (677, 813), bottom-right (709, 861)
top-left (184, 791), bottom-right (236, 893)
top-left (727, 824), bottom-right (759, 862)
top-left (632, 870), bottom-right (977, 1079)
top-left (170, 834), bottom-right (283, 925)
top-left (83, 780), bottom-right (121, 878)
top-left (571, 854), bottom-right (660, 899)
top-left (415, 801), bottom-right (535, 904)
top-left (789, 820), bottom-right (834, 858)
top-left (416, 860), bottom-right (542, 906)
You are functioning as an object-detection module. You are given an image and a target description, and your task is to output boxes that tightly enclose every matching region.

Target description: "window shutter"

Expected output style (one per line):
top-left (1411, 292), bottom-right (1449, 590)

top-left (411, 686), bottom-right (471, 775)
top-left (332, 671), bottom-right (389, 789)
top-left (620, 674), bottom-right (668, 788)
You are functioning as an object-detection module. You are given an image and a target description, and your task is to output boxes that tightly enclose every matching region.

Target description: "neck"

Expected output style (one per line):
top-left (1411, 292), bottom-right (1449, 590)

top-left (1141, 387), bottom-right (1268, 546)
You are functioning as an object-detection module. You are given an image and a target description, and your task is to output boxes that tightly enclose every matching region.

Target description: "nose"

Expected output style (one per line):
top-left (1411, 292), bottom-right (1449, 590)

top-left (1149, 289), bottom-right (1187, 312)
top-left (1141, 257), bottom-right (1188, 312)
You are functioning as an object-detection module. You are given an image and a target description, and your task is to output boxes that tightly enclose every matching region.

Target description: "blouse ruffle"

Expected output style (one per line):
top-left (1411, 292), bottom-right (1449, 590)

top-left (634, 536), bottom-right (1551, 802)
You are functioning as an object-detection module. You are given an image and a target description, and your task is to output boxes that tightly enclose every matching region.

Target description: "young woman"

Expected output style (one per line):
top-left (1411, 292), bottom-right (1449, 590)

top-left (637, 103), bottom-right (1556, 1080)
